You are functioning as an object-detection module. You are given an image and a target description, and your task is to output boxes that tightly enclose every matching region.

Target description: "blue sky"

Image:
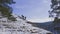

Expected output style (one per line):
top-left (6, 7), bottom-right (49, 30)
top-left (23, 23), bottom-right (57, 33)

top-left (12, 0), bottom-right (54, 22)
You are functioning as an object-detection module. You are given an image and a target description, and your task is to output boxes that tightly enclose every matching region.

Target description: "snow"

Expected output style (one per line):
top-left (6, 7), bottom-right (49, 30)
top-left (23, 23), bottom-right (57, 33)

top-left (0, 15), bottom-right (52, 34)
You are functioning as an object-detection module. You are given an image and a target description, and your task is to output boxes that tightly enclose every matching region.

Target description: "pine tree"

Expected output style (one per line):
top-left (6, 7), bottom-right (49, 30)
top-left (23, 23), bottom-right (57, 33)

top-left (49, 0), bottom-right (60, 23)
top-left (0, 0), bottom-right (16, 21)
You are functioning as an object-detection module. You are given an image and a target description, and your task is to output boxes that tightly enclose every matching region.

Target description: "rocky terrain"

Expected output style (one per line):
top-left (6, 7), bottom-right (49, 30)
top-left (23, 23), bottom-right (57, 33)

top-left (0, 15), bottom-right (52, 34)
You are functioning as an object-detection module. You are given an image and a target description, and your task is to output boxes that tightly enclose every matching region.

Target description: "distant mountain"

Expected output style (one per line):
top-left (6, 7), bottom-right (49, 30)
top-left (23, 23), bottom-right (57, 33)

top-left (30, 21), bottom-right (52, 27)
top-left (27, 21), bottom-right (53, 31)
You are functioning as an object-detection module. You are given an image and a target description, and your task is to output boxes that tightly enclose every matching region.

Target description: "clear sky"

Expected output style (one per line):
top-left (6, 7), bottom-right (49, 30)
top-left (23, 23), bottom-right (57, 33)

top-left (12, 0), bottom-right (53, 22)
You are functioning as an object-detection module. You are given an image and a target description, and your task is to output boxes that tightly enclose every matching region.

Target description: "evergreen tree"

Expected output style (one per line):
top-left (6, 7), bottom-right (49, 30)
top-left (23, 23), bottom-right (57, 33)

top-left (49, 0), bottom-right (60, 23)
top-left (0, 0), bottom-right (16, 21)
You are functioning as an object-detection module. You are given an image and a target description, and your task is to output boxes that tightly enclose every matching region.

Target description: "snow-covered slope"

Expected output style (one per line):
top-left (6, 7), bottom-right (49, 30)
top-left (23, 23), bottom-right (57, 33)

top-left (0, 15), bottom-right (52, 34)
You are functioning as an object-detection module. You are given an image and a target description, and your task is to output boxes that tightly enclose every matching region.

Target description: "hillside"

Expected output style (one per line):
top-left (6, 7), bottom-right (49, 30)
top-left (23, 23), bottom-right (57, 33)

top-left (0, 15), bottom-right (52, 34)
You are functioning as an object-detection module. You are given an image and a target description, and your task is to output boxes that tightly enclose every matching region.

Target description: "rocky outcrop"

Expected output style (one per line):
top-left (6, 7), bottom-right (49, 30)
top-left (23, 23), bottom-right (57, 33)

top-left (0, 15), bottom-right (52, 34)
